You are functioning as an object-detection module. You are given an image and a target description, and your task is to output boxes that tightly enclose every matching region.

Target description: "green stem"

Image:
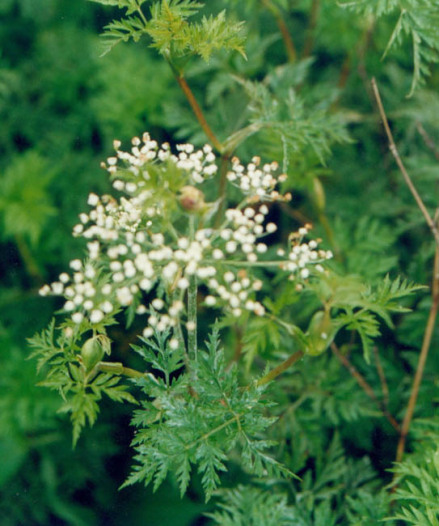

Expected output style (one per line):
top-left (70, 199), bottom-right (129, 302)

top-left (256, 350), bottom-right (305, 387)
top-left (213, 155), bottom-right (231, 227)
top-left (185, 414), bottom-right (242, 450)
top-left (187, 273), bottom-right (198, 360)
top-left (136, 0), bottom-right (148, 26)
top-left (96, 361), bottom-right (145, 379)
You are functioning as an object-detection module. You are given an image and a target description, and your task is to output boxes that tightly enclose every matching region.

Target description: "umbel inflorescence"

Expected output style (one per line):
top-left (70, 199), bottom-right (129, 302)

top-left (39, 133), bottom-right (332, 339)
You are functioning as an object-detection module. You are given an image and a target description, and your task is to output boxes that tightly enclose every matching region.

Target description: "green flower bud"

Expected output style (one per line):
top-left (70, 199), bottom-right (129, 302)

top-left (81, 336), bottom-right (108, 371)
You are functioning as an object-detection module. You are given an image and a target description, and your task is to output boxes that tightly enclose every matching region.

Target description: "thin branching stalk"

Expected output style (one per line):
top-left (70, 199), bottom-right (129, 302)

top-left (185, 414), bottom-right (243, 450)
top-left (372, 77), bottom-right (439, 462)
top-left (395, 245), bottom-right (439, 463)
top-left (303, 0), bottom-right (319, 58)
top-left (337, 55), bottom-right (352, 91)
top-left (416, 122), bottom-right (439, 163)
top-left (135, 0), bottom-right (148, 26)
top-left (261, 0), bottom-right (296, 62)
top-left (371, 78), bottom-right (439, 246)
top-left (373, 346), bottom-right (390, 407)
top-left (331, 343), bottom-right (400, 432)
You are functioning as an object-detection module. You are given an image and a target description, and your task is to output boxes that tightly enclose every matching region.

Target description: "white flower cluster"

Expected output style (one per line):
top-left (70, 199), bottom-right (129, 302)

top-left (103, 132), bottom-right (218, 189)
top-left (39, 133), bottom-right (332, 339)
top-left (227, 156), bottom-right (291, 202)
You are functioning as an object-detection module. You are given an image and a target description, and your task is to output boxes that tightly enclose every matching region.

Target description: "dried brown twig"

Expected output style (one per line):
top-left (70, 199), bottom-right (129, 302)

top-left (371, 78), bottom-right (439, 464)
top-left (371, 78), bottom-right (439, 247)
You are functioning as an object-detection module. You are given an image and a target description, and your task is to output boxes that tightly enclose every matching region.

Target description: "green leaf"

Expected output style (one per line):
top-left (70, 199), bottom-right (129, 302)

top-left (100, 16), bottom-right (146, 55)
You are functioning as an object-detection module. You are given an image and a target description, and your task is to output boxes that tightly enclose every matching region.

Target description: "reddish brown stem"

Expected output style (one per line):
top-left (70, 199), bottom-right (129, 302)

top-left (303, 0), bottom-right (319, 58)
top-left (331, 343), bottom-right (400, 432)
top-left (373, 346), bottom-right (389, 408)
top-left (174, 73), bottom-right (223, 153)
top-left (261, 0), bottom-right (296, 62)
top-left (395, 246), bottom-right (439, 463)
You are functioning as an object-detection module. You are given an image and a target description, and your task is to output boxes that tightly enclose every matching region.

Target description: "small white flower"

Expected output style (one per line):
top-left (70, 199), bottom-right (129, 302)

top-left (140, 278), bottom-right (152, 291)
top-left (70, 259), bottom-right (82, 271)
top-left (102, 284), bottom-right (112, 295)
top-left (300, 268), bottom-right (310, 279)
top-left (152, 298), bottom-right (165, 310)
top-left (83, 300), bottom-right (94, 310)
top-left (85, 267), bottom-right (96, 279)
top-left (116, 287), bottom-right (133, 305)
top-left (51, 282), bottom-right (64, 295)
top-left (126, 183), bottom-right (137, 193)
top-left (224, 271), bottom-right (235, 283)
top-left (39, 284), bottom-right (51, 296)
top-left (205, 295), bottom-right (217, 306)
top-left (90, 309), bottom-right (104, 324)
top-left (163, 262), bottom-right (178, 280)
top-left (72, 312), bottom-right (84, 324)
top-left (253, 303), bottom-right (265, 316)
top-left (101, 301), bottom-right (114, 313)
top-left (169, 338), bottom-right (179, 350)
top-left (59, 272), bottom-right (70, 283)
top-left (143, 327), bottom-right (154, 338)
top-left (64, 301), bottom-right (75, 311)
top-left (113, 180), bottom-right (125, 191)
top-left (177, 277), bottom-right (189, 289)
top-left (87, 193), bottom-right (99, 206)
top-left (225, 241), bottom-right (237, 253)
top-left (113, 272), bottom-right (124, 283)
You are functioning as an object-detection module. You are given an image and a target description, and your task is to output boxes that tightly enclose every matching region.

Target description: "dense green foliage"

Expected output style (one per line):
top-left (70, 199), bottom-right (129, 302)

top-left (1, 0), bottom-right (439, 524)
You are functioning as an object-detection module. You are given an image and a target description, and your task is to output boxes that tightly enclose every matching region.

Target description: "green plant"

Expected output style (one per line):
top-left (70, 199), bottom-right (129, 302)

top-left (0, 0), bottom-right (436, 523)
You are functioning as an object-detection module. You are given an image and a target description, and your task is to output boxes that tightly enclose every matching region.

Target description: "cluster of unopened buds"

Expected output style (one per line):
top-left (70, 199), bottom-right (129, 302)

top-left (39, 133), bottom-right (332, 340)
